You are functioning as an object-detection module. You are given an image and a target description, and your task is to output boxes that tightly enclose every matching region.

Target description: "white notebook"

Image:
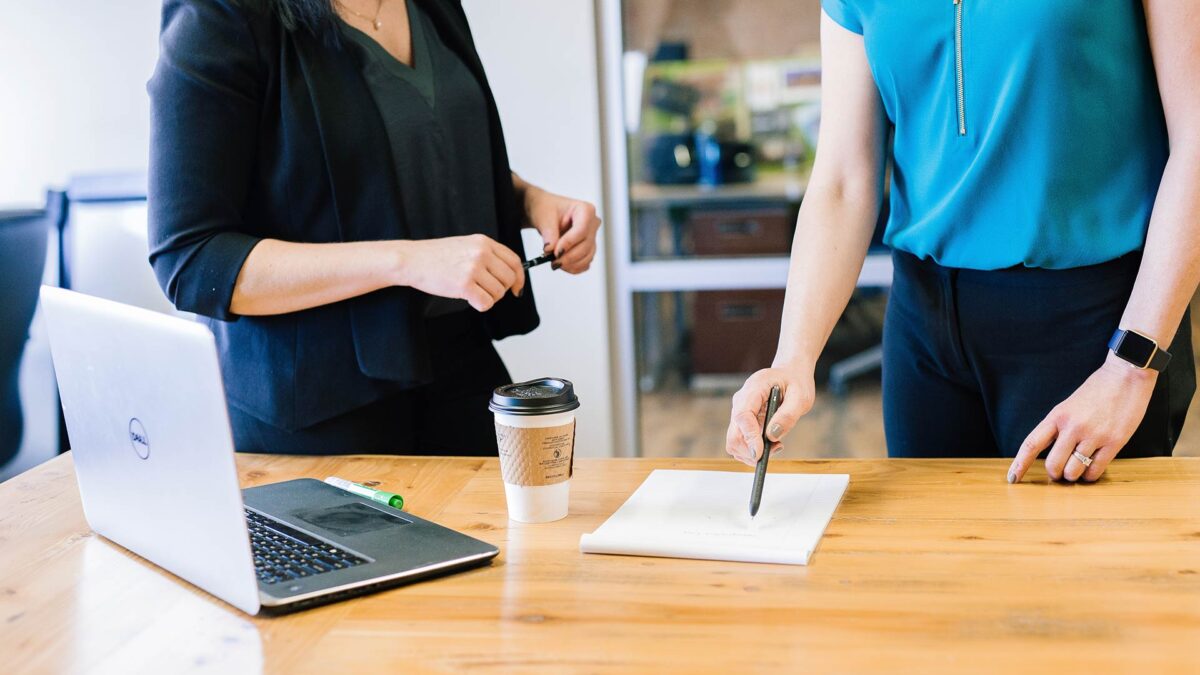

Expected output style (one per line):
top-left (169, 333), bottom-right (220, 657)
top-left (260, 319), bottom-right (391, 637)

top-left (580, 470), bottom-right (849, 565)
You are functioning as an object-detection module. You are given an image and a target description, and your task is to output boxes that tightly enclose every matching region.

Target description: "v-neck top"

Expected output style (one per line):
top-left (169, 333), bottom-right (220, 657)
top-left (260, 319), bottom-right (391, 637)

top-left (341, 0), bottom-right (498, 315)
top-left (821, 0), bottom-right (1168, 271)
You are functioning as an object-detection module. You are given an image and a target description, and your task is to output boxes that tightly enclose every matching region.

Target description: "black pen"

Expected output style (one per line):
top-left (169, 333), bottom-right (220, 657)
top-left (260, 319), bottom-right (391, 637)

top-left (749, 385), bottom-right (782, 518)
top-left (523, 252), bottom-right (557, 270)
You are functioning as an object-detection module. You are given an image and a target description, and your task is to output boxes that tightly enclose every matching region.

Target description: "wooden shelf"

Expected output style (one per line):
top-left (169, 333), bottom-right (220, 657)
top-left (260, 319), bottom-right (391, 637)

top-left (625, 251), bottom-right (892, 292)
top-left (630, 173), bottom-right (808, 206)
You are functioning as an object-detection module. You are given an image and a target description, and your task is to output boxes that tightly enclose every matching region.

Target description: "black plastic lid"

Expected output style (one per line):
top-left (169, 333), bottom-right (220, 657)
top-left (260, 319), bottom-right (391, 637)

top-left (489, 378), bottom-right (580, 416)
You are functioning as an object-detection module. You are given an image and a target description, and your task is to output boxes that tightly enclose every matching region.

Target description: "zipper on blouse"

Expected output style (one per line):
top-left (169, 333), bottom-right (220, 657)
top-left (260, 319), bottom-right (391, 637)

top-left (953, 0), bottom-right (966, 136)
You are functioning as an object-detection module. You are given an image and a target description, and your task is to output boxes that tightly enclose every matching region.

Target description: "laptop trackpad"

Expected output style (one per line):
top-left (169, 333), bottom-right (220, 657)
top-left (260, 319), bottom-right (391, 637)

top-left (288, 502), bottom-right (411, 538)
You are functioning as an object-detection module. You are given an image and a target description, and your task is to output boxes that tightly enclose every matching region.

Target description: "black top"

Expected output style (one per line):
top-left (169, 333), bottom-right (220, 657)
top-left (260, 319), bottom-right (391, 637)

top-left (341, 1), bottom-right (497, 316)
top-left (146, 0), bottom-right (539, 432)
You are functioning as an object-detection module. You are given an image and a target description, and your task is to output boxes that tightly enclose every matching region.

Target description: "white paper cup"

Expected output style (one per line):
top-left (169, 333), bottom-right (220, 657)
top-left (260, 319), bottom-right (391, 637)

top-left (490, 379), bottom-right (580, 524)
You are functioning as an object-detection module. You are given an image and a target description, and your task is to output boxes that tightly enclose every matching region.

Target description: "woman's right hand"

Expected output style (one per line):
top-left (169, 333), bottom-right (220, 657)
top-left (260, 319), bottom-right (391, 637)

top-left (725, 366), bottom-right (816, 467)
top-left (394, 234), bottom-right (526, 312)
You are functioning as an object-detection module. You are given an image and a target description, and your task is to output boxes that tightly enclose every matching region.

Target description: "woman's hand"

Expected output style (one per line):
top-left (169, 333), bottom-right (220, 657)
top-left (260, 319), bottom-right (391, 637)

top-left (522, 185), bottom-right (601, 274)
top-left (725, 366), bottom-right (816, 467)
top-left (1008, 353), bottom-right (1158, 484)
top-left (394, 234), bottom-right (525, 312)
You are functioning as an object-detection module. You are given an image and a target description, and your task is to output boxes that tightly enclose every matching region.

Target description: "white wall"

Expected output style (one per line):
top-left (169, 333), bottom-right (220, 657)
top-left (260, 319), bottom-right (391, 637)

top-left (0, 0), bottom-right (616, 467)
top-left (0, 1), bottom-right (161, 207)
top-left (0, 1), bottom-right (162, 480)
top-left (463, 0), bottom-right (614, 458)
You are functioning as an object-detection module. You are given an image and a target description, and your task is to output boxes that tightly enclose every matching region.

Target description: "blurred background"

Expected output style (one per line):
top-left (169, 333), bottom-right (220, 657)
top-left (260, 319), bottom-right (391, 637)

top-left (2, 0), bottom-right (1198, 481)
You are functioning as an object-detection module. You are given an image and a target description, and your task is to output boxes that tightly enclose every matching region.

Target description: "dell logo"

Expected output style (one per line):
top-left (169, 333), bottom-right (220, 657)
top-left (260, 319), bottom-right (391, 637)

top-left (128, 418), bottom-right (150, 460)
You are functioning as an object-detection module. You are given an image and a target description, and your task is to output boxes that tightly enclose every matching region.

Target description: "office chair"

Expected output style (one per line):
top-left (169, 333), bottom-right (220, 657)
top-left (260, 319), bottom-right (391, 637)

top-left (827, 194), bottom-right (891, 395)
top-left (0, 197), bottom-right (53, 470)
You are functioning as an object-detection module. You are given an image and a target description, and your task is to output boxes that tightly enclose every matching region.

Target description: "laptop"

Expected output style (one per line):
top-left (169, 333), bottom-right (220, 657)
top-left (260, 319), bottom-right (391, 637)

top-left (39, 286), bottom-right (499, 615)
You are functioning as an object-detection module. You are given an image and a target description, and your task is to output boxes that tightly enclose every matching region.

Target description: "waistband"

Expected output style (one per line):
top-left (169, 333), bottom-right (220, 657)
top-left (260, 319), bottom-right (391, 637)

top-left (891, 249), bottom-right (1142, 289)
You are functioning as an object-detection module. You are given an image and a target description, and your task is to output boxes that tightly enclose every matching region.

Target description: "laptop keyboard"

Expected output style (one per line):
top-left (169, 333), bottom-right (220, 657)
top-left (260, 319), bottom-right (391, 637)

top-left (245, 509), bottom-right (368, 585)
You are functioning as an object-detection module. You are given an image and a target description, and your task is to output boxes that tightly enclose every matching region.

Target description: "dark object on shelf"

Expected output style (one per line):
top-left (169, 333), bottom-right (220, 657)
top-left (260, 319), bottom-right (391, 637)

top-left (647, 77), bottom-right (700, 116)
top-left (696, 134), bottom-right (756, 186)
top-left (644, 134), bottom-right (700, 185)
top-left (651, 41), bottom-right (689, 63)
top-left (688, 289), bottom-right (886, 384)
top-left (692, 290), bottom-right (785, 375)
top-left (0, 197), bottom-right (53, 470)
top-left (689, 207), bottom-right (793, 257)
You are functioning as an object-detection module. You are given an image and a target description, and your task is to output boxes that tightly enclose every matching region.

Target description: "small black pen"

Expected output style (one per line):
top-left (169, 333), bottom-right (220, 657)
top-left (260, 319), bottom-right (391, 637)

top-left (523, 252), bottom-right (557, 270)
top-left (749, 385), bottom-right (782, 518)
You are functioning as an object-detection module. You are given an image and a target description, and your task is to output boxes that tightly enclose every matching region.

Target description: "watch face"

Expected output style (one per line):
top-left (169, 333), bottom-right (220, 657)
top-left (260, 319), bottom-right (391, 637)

top-left (1119, 331), bottom-right (1157, 367)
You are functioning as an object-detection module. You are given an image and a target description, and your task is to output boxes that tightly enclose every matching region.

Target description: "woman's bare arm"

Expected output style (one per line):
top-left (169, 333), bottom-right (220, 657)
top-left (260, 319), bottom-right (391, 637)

top-left (1116, 1), bottom-right (1200, 347)
top-left (726, 13), bottom-right (890, 464)
top-left (229, 236), bottom-right (526, 316)
top-left (1009, 0), bottom-right (1200, 483)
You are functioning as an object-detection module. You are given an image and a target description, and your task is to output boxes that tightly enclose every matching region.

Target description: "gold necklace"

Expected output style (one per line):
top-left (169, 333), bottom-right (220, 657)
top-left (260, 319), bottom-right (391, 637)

top-left (339, 0), bottom-right (385, 31)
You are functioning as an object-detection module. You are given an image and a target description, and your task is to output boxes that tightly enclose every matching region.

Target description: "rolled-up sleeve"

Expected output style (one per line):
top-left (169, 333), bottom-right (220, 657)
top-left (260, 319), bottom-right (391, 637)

top-left (821, 0), bottom-right (864, 35)
top-left (147, 0), bottom-right (264, 321)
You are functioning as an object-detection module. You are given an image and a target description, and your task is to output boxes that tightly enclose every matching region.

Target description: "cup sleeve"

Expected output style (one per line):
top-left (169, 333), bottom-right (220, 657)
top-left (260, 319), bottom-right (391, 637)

top-left (821, 0), bottom-right (864, 35)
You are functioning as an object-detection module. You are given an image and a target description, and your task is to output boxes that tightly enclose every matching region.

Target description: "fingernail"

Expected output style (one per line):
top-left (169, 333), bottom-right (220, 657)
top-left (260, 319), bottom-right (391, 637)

top-left (1007, 470), bottom-right (1017, 484)
top-left (768, 423), bottom-right (783, 439)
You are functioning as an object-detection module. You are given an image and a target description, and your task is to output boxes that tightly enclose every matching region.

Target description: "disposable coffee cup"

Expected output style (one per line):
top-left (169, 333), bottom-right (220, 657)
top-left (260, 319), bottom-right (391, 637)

top-left (490, 378), bottom-right (580, 523)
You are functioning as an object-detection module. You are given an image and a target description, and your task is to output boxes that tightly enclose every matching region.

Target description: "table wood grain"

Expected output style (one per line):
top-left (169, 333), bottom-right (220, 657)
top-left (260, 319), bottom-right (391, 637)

top-left (2, 454), bottom-right (1199, 674)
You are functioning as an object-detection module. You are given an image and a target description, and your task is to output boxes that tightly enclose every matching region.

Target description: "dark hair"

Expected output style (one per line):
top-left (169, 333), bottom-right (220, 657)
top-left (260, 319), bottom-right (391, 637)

top-left (272, 0), bottom-right (337, 34)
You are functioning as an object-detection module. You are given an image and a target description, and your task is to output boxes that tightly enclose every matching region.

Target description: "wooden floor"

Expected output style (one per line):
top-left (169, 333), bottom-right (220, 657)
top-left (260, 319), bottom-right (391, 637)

top-left (642, 295), bottom-right (1200, 460)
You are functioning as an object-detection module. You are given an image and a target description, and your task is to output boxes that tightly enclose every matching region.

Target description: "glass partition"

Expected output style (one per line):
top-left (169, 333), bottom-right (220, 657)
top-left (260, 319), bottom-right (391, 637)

top-left (604, 0), bottom-right (891, 458)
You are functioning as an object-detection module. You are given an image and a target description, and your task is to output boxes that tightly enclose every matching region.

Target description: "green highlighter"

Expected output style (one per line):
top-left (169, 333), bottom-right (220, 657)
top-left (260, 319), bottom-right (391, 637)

top-left (324, 476), bottom-right (405, 510)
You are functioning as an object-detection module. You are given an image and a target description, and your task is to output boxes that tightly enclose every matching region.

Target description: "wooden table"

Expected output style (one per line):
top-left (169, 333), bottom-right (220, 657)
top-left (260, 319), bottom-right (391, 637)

top-left (3, 455), bottom-right (1199, 674)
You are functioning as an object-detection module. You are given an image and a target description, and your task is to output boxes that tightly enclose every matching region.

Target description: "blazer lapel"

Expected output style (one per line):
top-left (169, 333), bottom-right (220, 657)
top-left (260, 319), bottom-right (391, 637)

top-left (290, 31), bottom-right (406, 243)
top-left (288, 32), bottom-right (431, 385)
top-left (413, 0), bottom-right (523, 234)
top-left (413, 0), bottom-right (487, 86)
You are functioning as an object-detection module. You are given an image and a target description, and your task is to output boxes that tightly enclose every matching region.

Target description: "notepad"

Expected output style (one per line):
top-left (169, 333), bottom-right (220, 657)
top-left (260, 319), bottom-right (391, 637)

top-left (579, 470), bottom-right (849, 565)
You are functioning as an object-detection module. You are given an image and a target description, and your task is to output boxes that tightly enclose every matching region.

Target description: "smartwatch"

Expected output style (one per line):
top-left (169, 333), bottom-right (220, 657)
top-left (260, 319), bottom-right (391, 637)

top-left (1108, 329), bottom-right (1171, 372)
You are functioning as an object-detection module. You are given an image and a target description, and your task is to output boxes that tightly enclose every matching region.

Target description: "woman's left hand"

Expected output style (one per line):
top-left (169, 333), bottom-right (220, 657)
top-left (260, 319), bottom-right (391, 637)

top-left (522, 186), bottom-right (601, 274)
top-left (1008, 353), bottom-right (1158, 484)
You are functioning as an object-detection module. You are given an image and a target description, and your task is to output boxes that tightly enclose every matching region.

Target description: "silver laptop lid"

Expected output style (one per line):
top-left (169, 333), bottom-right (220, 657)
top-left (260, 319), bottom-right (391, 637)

top-left (39, 286), bottom-right (260, 614)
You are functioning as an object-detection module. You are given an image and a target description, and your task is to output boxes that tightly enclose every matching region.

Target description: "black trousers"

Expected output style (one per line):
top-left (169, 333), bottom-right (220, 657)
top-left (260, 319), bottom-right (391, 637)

top-left (230, 312), bottom-right (511, 456)
top-left (882, 250), bottom-right (1195, 459)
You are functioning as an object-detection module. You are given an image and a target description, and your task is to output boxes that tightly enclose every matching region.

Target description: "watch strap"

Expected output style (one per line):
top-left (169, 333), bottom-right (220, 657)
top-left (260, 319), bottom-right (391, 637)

top-left (1148, 345), bottom-right (1172, 371)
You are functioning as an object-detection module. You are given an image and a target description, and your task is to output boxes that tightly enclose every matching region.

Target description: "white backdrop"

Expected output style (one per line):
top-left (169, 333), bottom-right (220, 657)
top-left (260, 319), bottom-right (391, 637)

top-left (463, 0), bottom-right (613, 458)
top-left (0, 1), bottom-right (159, 207)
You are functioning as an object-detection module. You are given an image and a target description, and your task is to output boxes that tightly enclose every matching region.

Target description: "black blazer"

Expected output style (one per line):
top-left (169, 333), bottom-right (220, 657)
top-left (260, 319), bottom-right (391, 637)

top-left (147, 0), bottom-right (539, 431)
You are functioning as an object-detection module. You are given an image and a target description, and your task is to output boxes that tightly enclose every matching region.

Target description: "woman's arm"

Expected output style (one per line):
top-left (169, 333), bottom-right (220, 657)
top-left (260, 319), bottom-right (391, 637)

top-left (1009, 1), bottom-right (1200, 483)
top-left (725, 13), bottom-right (890, 465)
top-left (147, 0), bottom-right (266, 322)
top-left (512, 173), bottom-right (602, 274)
top-left (229, 236), bottom-right (526, 316)
top-left (1117, 2), bottom-right (1200, 347)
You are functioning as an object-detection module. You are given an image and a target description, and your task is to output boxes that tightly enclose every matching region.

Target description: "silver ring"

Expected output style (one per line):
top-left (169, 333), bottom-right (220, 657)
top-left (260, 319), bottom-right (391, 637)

top-left (1071, 450), bottom-right (1094, 468)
